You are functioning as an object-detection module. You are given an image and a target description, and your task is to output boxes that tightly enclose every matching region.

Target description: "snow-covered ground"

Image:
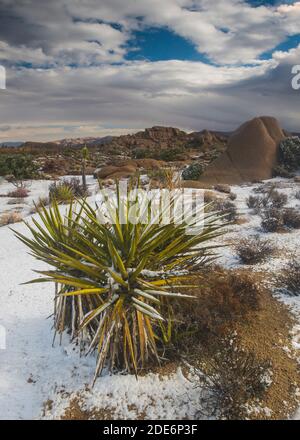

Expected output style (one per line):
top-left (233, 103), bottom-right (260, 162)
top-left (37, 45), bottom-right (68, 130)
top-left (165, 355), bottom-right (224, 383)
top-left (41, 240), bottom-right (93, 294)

top-left (0, 175), bottom-right (300, 419)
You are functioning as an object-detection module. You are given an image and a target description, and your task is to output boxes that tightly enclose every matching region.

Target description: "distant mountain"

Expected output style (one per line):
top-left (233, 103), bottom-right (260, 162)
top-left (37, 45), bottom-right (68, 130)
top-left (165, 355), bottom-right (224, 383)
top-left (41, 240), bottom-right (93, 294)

top-left (0, 141), bottom-right (24, 147)
top-left (53, 136), bottom-right (113, 148)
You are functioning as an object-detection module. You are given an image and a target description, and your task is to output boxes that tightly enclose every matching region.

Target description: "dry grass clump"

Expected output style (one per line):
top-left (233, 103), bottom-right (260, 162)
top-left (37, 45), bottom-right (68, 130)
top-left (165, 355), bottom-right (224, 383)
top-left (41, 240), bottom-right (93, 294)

top-left (0, 211), bottom-right (23, 226)
top-left (7, 187), bottom-right (29, 198)
top-left (172, 270), bottom-right (261, 349)
top-left (235, 235), bottom-right (274, 265)
top-left (247, 187), bottom-right (288, 214)
top-left (215, 200), bottom-right (238, 222)
top-left (171, 269), bottom-right (271, 420)
top-left (261, 208), bottom-right (284, 232)
top-left (276, 258), bottom-right (300, 296)
top-left (260, 207), bottom-right (300, 232)
top-left (282, 208), bottom-right (300, 229)
top-left (194, 339), bottom-right (272, 420)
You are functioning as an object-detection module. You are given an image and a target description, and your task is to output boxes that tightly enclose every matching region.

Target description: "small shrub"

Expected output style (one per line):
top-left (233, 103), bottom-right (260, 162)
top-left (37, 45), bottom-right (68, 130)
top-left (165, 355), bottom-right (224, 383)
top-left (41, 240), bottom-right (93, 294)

top-left (276, 258), bottom-right (300, 296)
top-left (172, 270), bottom-right (261, 347)
top-left (182, 162), bottom-right (204, 181)
top-left (211, 199), bottom-right (238, 222)
top-left (159, 147), bottom-right (185, 162)
top-left (7, 187), bottom-right (29, 198)
top-left (261, 208), bottom-right (284, 232)
top-left (0, 211), bottom-right (23, 226)
top-left (49, 178), bottom-right (88, 203)
top-left (295, 190), bottom-right (300, 200)
top-left (282, 208), bottom-right (300, 229)
top-left (236, 235), bottom-right (274, 265)
top-left (246, 195), bottom-right (261, 211)
top-left (229, 192), bottom-right (237, 201)
top-left (194, 339), bottom-right (272, 420)
top-left (266, 189), bottom-right (288, 209)
top-left (278, 137), bottom-right (300, 171)
top-left (272, 165), bottom-right (294, 179)
top-left (248, 188), bottom-right (288, 215)
top-left (0, 154), bottom-right (39, 179)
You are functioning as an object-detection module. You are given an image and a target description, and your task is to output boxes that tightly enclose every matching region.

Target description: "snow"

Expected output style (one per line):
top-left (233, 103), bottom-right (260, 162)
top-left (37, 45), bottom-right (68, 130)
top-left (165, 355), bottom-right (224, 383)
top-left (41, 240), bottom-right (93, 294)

top-left (1, 175), bottom-right (300, 420)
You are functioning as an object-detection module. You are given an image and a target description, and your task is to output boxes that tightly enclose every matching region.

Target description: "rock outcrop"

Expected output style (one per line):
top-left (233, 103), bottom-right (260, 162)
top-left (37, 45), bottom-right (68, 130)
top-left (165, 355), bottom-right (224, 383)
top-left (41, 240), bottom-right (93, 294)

top-left (198, 116), bottom-right (286, 185)
top-left (94, 158), bottom-right (164, 180)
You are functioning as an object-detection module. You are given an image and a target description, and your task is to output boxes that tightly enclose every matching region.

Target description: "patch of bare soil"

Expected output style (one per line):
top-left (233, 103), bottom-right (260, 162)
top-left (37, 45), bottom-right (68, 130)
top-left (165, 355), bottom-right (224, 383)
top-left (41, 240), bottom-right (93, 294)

top-left (232, 270), bottom-right (299, 419)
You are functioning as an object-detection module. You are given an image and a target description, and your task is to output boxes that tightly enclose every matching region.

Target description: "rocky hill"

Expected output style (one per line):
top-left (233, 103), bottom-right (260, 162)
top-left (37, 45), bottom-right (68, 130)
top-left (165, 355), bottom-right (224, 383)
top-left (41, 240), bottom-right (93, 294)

top-left (97, 126), bottom-right (227, 158)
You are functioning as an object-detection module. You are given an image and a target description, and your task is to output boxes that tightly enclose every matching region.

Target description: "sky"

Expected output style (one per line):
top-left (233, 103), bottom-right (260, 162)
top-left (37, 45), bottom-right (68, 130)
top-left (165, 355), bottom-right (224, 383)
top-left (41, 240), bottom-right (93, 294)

top-left (0, 0), bottom-right (300, 142)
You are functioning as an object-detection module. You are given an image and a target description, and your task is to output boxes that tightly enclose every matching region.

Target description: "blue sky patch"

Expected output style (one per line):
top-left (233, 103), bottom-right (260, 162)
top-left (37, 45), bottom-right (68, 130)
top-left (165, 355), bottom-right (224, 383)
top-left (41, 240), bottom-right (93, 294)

top-left (125, 27), bottom-right (211, 63)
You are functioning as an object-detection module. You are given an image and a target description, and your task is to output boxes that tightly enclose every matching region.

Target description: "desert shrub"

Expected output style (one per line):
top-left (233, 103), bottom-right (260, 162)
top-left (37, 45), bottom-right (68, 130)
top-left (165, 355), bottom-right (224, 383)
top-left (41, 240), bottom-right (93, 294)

top-left (235, 235), bottom-right (274, 265)
top-left (172, 270), bottom-right (261, 348)
top-left (210, 199), bottom-right (238, 222)
top-left (134, 148), bottom-right (151, 159)
top-left (7, 187), bottom-right (29, 198)
top-left (194, 339), bottom-right (272, 420)
top-left (49, 178), bottom-right (87, 203)
top-left (276, 258), bottom-right (300, 296)
top-left (248, 188), bottom-right (287, 214)
top-left (0, 154), bottom-right (39, 179)
top-left (15, 182), bottom-right (226, 383)
top-left (295, 190), bottom-right (300, 200)
top-left (246, 195), bottom-right (261, 211)
top-left (182, 162), bottom-right (204, 181)
top-left (282, 208), bottom-right (300, 229)
top-left (0, 211), bottom-right (23, 226)
top-left (278, 137), bottom-right (300, 171)
top-left (252, 185), bottom-right (267, 194)
top-left (159, 147), bottom-right (185, 162)
top-left (229, 192), bottom-right (237, 201)
top-left (272, 165), bottom-right (294, 179)
top-left (261, 208), bottom-right (284, 232)
top-left (266, 189), bottom-right (288, 209)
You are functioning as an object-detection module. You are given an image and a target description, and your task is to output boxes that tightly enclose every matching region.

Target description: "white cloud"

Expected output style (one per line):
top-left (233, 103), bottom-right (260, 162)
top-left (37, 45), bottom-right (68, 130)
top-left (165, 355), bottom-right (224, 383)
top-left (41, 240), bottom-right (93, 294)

top-left (0, 1), bottom-right (299, 140)
top-left (1, 0), bottom-right (300, 66)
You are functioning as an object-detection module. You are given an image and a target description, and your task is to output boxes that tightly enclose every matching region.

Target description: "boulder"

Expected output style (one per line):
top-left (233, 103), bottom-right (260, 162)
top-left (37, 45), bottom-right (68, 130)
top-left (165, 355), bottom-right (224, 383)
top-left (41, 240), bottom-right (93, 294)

top-left (94, 164), bottom-right (137, 179)
top-left (198, 116), bottom-right (286, 185)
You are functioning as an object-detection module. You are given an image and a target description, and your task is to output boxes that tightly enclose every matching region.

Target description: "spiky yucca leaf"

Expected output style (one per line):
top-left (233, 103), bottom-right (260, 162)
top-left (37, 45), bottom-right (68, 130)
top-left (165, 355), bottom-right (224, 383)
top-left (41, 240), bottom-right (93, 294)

top-left (15, 182), bottom-right (227, 383)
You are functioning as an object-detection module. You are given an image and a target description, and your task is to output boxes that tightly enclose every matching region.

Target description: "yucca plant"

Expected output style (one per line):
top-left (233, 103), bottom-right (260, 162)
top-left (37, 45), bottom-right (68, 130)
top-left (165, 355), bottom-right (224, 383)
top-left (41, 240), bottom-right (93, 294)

top-left (15, 181), bottom-right (227, 383)
top-left (49, 181), bottom-right (75, 204)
